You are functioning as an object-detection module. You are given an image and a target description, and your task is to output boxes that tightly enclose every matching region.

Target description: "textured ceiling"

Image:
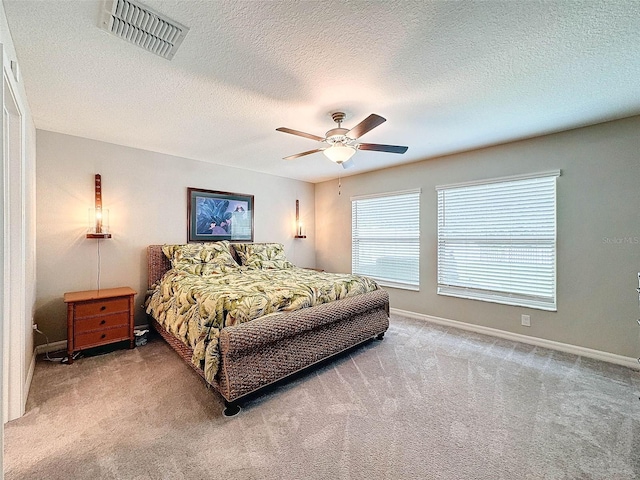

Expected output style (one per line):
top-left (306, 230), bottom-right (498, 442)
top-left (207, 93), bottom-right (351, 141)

top-left (4, 0), bottom-right (640, 183)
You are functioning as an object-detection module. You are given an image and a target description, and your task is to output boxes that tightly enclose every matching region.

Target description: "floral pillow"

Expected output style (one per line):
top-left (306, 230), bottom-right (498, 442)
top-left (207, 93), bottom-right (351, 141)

top-left (200, 261), bottom-right (236, 275)
top-left (162, 242), bottom-right (238, 275)
top-left (232, 243), bottom-right (294, 269)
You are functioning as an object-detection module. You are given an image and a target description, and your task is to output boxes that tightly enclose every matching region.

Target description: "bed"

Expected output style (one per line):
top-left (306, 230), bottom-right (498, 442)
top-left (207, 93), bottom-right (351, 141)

top-left (145, 242), bottom-right (389, 415)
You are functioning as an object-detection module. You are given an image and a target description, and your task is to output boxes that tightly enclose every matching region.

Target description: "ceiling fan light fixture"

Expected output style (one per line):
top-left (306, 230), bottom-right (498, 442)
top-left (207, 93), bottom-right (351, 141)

top-left (277, 111), bottom-right (407, 166)
top-left (323, 143), bottom-right (356, 164)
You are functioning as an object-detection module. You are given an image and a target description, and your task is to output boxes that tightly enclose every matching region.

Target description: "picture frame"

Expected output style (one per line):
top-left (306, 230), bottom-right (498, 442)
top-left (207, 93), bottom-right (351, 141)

top-left (187, 188), bottom-right (254, 242)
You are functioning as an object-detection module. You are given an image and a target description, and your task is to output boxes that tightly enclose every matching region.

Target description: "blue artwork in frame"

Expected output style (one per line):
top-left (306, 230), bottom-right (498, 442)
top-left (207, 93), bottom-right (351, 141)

top-left (188, 188), bottom-right (254, 242)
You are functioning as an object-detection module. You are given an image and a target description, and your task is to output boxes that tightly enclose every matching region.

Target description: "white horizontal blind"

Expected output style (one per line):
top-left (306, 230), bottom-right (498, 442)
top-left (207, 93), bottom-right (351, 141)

top-left (437, 172), bottom-right (559, 310)
top-left (352, 190), bottom-right (420, 290)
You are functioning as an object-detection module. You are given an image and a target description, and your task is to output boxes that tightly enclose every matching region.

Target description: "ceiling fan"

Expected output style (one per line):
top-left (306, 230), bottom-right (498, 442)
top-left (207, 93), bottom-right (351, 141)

top-left (276, 112), bottom-right (408, 169)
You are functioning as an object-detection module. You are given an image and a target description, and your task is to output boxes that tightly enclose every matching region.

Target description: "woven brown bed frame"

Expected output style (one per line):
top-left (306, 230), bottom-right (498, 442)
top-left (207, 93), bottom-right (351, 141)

top-left (146, 245), bottom-right (390, 411)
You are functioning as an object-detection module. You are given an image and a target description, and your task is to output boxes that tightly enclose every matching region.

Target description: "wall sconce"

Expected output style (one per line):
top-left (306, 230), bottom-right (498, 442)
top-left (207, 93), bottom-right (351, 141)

top-left (295, 199), bottom-right (306, 238)
top-left (86, 174), bottom-right (112, 239)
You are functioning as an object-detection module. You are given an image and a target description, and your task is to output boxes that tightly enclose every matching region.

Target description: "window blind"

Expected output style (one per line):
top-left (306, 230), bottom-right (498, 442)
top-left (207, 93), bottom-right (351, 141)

top-left (352, 189), bottom-right (420, 290)
top-left (436, 171), bottom-right (559, 311)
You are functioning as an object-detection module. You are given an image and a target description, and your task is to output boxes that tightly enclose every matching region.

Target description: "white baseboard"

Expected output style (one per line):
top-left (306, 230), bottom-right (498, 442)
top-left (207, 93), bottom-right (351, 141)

top-left (390, 307), bottom-right (640, 370)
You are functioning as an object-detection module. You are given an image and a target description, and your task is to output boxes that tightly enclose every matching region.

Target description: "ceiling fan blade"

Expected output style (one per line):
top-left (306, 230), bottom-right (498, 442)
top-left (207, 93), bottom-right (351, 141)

top-left (276, 127), bottom-right (325, 142)
top-left (346, 114), bottom-right (386, 139)
top-left (358, 143), bottom-right (408, 154)
top-left (283, 148), bottom-right (324, 160)
top-left (341, 158), bottom-right (355, 169)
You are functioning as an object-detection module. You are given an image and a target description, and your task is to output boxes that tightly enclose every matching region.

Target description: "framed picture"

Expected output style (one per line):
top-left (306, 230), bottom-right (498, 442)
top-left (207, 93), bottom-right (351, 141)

top-left (187, 188), bottom-right (254, 242)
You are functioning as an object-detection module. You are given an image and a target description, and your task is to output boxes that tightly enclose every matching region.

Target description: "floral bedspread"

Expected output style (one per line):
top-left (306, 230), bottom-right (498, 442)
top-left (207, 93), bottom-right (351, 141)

top-left (146, 267), bottom-right (379, 382)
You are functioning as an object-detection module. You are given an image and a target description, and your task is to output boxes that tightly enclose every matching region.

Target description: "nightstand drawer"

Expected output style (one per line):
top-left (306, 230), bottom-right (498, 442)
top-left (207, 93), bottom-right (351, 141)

top-left (75, 326), bottom-right (131, 349)
top-left (74, 312), bottom-right (129, 334)
top-left (75, 298), bottom-right (129, 318)
top-left (64, 287), bottom-right (137, 364)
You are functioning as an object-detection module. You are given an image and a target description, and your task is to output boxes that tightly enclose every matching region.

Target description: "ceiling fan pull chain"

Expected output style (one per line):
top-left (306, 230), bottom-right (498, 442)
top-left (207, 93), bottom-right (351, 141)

top-left (338, 176), bottom-right (341, 196)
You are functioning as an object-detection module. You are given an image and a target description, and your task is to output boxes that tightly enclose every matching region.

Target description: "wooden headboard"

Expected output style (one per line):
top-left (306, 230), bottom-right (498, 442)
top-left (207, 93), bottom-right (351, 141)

top-left (147, 245), bottom-right (171, 288)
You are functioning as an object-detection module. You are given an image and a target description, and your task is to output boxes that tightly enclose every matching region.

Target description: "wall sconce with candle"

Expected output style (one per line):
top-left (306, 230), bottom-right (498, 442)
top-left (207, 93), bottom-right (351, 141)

top-left (295, 199), bottom-right (306, 238)
top-left (86, 174), bottom-right (111, 239)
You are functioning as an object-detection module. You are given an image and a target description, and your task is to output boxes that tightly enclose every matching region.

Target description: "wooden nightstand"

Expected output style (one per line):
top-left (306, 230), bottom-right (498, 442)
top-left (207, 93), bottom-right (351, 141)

top-left (63, 287), bottom-right (137, 364)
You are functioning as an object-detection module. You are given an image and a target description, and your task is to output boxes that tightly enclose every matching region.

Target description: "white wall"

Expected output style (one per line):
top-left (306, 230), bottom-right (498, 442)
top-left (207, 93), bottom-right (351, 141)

top-left (316, 116), bottom-right (640, 360)
top-left (35, 130), bottom-right (316, 344)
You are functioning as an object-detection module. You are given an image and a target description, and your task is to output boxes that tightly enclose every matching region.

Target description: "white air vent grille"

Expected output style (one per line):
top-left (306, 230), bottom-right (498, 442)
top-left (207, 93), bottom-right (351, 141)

top-left (100, 0), bottom-right (189, 60)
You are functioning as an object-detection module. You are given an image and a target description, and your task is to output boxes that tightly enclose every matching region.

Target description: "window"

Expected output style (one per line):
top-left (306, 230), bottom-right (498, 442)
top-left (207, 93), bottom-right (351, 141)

top-left (352, 189), bottom-right (420, 290)
top-left (436, 171), bottom-right (560, 311)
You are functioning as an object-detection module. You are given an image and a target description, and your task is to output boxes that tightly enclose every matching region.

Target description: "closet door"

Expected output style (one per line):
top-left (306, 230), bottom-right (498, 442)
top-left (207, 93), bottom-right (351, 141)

top-left (2, 47), bottom-right (26, 423)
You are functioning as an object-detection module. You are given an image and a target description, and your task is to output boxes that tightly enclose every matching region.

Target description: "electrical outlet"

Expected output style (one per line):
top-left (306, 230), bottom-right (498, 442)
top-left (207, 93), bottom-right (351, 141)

top-left (521, 314), bottom-right (531, 327)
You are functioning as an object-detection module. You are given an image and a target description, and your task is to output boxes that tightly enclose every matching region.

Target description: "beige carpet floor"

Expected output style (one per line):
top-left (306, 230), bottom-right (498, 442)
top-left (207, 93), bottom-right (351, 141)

top-left (4, 314), bottom-right (640, 479)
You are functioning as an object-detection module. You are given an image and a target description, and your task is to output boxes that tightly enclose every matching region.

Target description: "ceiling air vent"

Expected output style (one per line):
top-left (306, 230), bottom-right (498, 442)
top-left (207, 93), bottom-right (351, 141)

top-left (100, 0), bottom-right (189, 60)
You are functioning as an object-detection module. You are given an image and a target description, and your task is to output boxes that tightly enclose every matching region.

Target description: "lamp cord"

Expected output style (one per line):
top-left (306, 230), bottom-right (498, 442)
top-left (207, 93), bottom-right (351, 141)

top-left (97, 238), bottom-right (101, 292)
top-left (34, 328), bottom-right (65, 362)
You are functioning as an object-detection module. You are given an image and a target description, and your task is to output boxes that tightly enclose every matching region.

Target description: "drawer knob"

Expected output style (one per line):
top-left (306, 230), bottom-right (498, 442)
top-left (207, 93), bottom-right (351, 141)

top-left (101, 334), bottom-right (106, 339)
top-left (100, 306), bottom-right (106, 311)
top-left (100, 319), bottom-right (106, 325)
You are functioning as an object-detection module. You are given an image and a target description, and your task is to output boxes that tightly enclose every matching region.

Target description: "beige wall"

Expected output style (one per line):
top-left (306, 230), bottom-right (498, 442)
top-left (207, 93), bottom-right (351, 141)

top-left (316, 116), bottom-right (640, 359)
top-left (34, 117), bottom-right (640, 357)
top-left (35, 130), bottom-right (316, 344)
